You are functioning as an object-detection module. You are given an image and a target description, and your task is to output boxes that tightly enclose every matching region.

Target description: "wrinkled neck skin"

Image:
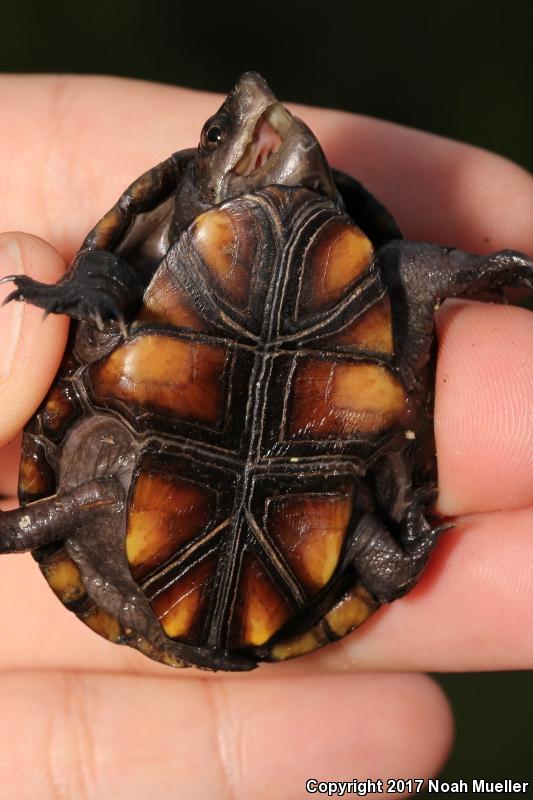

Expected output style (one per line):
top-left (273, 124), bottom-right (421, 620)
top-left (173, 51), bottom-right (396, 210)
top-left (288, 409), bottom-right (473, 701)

top-left (174, 72), bottom-right (338, 231)
top-left (172, 155), bottom-right (213, 231)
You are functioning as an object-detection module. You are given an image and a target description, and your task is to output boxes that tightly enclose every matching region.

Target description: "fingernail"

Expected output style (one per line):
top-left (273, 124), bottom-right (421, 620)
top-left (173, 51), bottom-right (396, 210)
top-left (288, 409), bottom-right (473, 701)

top-left (0, 238), bottom-right (24, 382)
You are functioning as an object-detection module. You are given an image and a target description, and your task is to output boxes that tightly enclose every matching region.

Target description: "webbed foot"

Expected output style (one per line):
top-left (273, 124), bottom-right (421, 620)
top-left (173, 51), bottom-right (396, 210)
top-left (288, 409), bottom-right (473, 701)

top-left (341, 509), bottom-right (446, 602)
top-left (1, 249), bottom-right (144, 329)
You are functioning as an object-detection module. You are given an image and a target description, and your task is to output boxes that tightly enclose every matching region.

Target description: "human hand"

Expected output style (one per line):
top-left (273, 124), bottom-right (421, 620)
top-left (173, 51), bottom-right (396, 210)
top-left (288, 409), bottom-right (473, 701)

top-left (0, 75), bottom-right (531, 798)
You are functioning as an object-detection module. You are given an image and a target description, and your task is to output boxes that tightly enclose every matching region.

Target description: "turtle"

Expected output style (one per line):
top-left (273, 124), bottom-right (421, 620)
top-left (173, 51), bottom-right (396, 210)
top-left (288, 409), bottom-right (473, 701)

top-left (0, 72), bottom-right (531, 671)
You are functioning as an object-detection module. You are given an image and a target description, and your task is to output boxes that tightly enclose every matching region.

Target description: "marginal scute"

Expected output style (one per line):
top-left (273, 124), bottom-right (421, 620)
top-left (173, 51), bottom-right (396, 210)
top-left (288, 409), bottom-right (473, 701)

top-left (289, 358), bottom-right (406, 437)
top-left (18, 440), bottom-right (55, 503)
top-left (81, 606), bottom-right (124, 643)
top-left (232, 552), bottom-right (291, 647)
top-left (267, 492), bottom-right (352, 592)
top-left (332, 296), bottom-right (394, 355)
top-left (40, 550), bottom-right (86, 605)
top-left (132, 635), bottom-right (187, 668)
top-left (126, 470), bottom-right (213, 580)
top-left (269, 627), bottom-right (327, 661)
top-left (89, 333), bottom-right (229, 425)
top-left (41, 382), bottom-right (80, 440)
top-left (129, 170), bottom-right (155, 203)
top-left (269, 585), bottom-right (379, 661)
top-left (19, 456), bottom-right (52, 499)
top-left (150, 555), bottom-right (215, 641)
top-left (302, 217), bottom-right (374, 311)
top-left (325, 584), bottom-right (379, 637)
top-left (86, 206), bottom-right (123, 249)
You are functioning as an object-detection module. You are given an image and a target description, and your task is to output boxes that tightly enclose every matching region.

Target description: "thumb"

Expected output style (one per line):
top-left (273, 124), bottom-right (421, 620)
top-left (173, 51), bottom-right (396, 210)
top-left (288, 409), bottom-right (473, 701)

top-left (0, 233), bottom-right (68, 446)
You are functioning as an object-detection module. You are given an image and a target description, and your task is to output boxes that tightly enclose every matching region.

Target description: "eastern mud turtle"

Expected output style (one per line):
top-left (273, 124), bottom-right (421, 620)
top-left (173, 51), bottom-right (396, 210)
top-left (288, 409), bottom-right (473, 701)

top-left (0, 72), bottom-right (531, 670)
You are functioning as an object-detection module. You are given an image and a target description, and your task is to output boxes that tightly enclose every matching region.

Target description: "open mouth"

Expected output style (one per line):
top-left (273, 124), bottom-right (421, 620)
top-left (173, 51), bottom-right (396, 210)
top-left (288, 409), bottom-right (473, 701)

top-left (234, 102), bottom-right (292, 176)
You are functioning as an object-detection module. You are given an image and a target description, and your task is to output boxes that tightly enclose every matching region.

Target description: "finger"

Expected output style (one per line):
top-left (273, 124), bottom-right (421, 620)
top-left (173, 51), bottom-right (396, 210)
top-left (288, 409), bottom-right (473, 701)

top-left (0, 433), bottom-right (20, 496)
top-left (0, 499), bottom-right (531, 674)
top-left (0, 75), bottom-right (532, 259)
top-left (0, 76), bottom-right (215, 259)
top-left (322, 506), bottom-right (533, 673)
top-left (435, 299), bottom-right (533, 515)
top-left (308, 105), bottom-right (533, 254)
top-left (0, 671), bottom-right (452, 799)
top-left (0, 233), bottom-right (69, 444)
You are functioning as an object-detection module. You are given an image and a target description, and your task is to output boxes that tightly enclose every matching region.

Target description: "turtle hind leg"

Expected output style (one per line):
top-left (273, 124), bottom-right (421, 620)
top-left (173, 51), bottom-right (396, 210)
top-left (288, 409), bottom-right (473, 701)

top-left (340, 507), bottom-right (444, 603)
top-left (0, 478), bottom-right (123, 554)
top-left (265, 501), bottom-right (445, 665)
top-left (64, 528), bottom-right (257, 672)
top-left (1, 249), bottom-right (144, 329)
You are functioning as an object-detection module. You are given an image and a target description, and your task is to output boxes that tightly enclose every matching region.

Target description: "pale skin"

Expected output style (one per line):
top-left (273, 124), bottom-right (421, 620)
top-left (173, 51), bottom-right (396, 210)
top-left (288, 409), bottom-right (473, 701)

top-left (0, 75), bottom-right (532, 798)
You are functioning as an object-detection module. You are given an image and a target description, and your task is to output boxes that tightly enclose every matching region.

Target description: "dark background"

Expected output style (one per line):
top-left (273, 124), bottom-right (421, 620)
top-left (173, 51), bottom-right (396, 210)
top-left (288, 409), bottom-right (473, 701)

top-left (1, 0), bottom-right (532, 169)
top-left (1, 0), bottom-right (532, 789)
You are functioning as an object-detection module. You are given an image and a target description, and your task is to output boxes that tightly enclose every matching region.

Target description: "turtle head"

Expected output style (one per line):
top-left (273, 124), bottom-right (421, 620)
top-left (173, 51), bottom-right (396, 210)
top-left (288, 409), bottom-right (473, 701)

top-left (195, 71), bottom-right (336, 205)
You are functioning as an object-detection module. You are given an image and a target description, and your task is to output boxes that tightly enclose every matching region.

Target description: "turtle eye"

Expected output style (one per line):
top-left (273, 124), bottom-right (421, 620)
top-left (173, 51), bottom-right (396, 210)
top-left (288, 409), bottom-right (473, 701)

top-left (207, 126), bottom-right (223, 143)
top-left (201, 117), bottom-right (228, 151)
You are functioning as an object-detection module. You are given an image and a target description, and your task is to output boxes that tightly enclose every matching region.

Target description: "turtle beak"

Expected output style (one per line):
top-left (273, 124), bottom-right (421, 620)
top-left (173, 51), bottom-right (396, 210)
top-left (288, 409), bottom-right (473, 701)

top-left (217, 71), bottom-right (335, 203)
top-left (234, 101), bottom-right (293, 177)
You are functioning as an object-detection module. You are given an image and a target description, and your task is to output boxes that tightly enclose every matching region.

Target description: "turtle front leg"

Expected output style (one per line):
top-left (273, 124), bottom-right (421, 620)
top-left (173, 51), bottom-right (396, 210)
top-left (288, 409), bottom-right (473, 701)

top-left (378, 242), bottom-right (533, 389)
top-left (0, 478), bottom-right (123, 553)
top-left (0, 151), bottom-right (192, 328)
top-left (0, 249), bottom-right (145, 329)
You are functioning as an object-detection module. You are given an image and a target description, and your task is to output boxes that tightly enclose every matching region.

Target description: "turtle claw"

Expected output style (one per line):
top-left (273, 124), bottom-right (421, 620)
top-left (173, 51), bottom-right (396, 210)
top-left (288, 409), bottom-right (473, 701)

top-left (0, 274), bottom-right (19, 288)
top-left (0, 254), bottom-right (141, 331)
top-left (1, 274), bottom-right (54, 307)
top-left (117, 316), bottom-right (129, 339)
top-left (2, 288), bottom-right (21, 306)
